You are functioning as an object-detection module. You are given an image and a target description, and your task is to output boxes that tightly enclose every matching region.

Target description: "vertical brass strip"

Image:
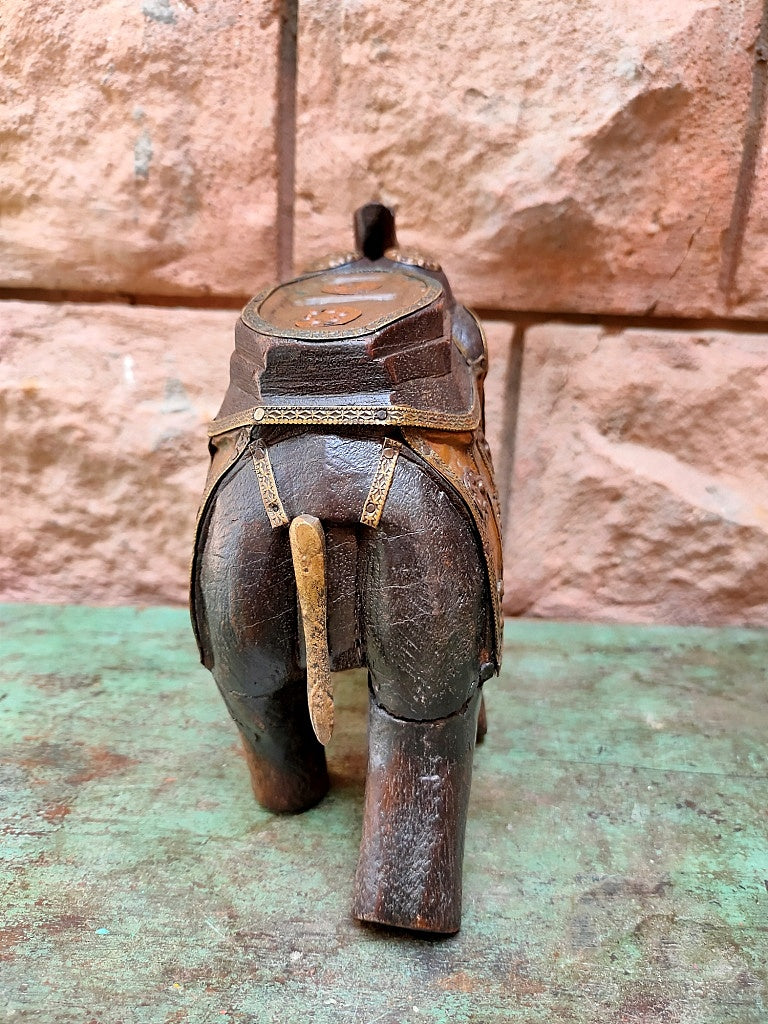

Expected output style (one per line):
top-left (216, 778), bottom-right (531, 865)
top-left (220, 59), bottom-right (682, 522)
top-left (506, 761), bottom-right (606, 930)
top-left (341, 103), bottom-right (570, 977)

top-left (360, 438), bottom-right (401, 528)
top-left (251, 443), bottom-right (290, 529)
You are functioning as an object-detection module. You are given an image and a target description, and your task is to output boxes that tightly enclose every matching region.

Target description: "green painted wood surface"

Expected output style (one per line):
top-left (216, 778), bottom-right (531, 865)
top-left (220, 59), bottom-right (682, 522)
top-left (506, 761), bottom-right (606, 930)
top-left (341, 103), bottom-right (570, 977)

top-left (1, 604), bottom-right (767, 1022)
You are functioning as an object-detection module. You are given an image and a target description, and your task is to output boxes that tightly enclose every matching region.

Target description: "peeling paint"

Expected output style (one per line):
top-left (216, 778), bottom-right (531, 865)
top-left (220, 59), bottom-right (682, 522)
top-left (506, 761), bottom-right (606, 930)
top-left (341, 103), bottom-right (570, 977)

top-left (142, 0), bottom-right (176, 25)
top-left (134, 129), bottom-right (153, 179)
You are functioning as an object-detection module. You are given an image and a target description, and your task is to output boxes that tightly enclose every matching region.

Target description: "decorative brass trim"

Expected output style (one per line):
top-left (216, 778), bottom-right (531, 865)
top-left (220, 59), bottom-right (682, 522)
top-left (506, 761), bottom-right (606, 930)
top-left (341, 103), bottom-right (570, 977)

top-left (473, 434), bottom-right (503, 525)
top-left (384, 247), bottom-right (441, 272)
top-left (302, 251), bottom-right (359, 273)
top-left (251, 442), bottom-right (289, 528)
top-left (360, 439), bottom-right (401, 528)
top-left (208, 393), bottom-right (480, 437)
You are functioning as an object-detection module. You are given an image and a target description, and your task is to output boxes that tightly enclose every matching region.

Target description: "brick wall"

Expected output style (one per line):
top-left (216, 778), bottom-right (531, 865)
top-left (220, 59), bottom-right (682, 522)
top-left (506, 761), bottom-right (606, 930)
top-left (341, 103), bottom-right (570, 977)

top-left (3, 0), bottom-right (768, 624)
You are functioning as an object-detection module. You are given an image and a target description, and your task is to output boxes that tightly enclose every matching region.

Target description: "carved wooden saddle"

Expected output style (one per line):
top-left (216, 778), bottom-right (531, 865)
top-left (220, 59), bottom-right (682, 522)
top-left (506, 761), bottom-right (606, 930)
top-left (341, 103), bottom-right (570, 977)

top-left (192, 204), bottom-right (503, 666)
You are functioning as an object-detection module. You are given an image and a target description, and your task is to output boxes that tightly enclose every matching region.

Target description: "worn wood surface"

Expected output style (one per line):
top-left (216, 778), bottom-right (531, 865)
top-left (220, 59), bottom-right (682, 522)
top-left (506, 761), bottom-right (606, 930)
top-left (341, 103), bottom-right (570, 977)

top-left (2, 604), bottom-right (767, 1022)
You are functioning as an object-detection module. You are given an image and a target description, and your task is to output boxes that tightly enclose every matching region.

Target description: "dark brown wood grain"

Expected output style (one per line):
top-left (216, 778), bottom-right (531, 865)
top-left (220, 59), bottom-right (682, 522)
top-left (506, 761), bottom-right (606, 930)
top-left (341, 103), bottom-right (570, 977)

top-left (353, 692), bottom-right (481, 934)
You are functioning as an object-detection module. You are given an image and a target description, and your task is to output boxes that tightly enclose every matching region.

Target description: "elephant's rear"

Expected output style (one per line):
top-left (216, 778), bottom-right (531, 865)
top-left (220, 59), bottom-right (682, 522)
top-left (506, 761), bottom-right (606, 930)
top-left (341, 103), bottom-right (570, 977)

top-left (190, 204), bottom-right (503, 933)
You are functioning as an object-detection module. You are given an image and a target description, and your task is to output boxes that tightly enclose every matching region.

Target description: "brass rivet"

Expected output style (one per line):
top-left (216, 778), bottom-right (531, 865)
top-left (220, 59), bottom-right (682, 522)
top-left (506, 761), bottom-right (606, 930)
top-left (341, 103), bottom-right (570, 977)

top-left (253, 408), bottom-right (266, 421)
top-left (366, 502), bottom-right (377, 514)
top-left (375, 410), bottom-right (388, 421)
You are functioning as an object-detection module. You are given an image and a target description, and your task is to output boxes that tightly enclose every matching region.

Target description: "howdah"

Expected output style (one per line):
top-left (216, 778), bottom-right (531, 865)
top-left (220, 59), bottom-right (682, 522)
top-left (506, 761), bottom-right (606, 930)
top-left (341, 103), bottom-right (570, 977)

top-left (191, 204), bottom-right (503, 933)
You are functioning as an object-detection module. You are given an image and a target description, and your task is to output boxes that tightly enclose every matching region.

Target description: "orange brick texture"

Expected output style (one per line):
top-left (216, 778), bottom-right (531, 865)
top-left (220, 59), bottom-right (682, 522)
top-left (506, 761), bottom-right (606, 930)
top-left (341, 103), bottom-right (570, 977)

top-left (2, 0), bottom-right (768, 625)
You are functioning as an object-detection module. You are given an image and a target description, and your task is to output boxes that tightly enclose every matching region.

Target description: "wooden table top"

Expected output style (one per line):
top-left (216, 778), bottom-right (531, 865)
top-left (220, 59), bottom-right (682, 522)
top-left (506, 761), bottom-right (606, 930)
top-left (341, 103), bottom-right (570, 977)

top-left (2, 604), bottom-right (766, 1022)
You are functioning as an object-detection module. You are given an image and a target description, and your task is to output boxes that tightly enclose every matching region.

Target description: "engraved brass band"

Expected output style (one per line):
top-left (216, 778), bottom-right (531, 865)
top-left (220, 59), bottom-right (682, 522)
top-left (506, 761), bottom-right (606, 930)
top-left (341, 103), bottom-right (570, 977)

top-left (251, 442), bottom-right (290, 528)
top-left (208, 393), bottom-right (481, 438)
top-left (360, 439), bottom-right (401, 528)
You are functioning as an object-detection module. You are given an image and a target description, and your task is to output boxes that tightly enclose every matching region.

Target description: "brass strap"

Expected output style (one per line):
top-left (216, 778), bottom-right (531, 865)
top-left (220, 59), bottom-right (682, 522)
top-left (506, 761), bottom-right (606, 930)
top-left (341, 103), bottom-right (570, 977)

top-left (360, 438), bottom-right (401, 528)
top-left (251, 443), bottom-right (289, 528)
top-left (207, 391), bottom-right (480, 438)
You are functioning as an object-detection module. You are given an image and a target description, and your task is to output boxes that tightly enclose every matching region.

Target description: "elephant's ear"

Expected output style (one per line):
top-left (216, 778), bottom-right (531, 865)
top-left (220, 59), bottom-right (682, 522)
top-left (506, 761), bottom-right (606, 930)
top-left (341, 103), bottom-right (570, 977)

top-left (452, 305), bottom-right (488, 375)
top-left (452, 306), bottom-right (489, 433)
top-left (191, 426), bottom-right (252, 668)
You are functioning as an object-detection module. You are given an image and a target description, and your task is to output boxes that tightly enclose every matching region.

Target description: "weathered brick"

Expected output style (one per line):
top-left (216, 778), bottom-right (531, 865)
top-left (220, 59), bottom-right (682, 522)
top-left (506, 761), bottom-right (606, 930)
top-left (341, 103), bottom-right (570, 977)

top-left (0, 0), bottom-right (280, 297)
top-left (294, 0), bottom-right (764, 319)
top-left (479, 320), bottom-right (514, 475)
top-left (728, 99), bottom-right (768, 319)
top-left (503, 324), bottom-right (768, 624)
top-left (0, 300), bottom-right (234, 604)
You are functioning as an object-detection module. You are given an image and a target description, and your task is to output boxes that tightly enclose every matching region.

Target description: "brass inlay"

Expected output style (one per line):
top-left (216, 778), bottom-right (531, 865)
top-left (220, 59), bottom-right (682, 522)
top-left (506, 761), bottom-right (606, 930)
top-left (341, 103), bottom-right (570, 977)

top-left (384, 247), bottom-right (441, 271)
top-left (251, 443), bottom-right (289, 528)
top-left (289, 515), bottom-right (334, 746)
top-left (303, 251), bottom-right (358, 272)
top-left (360, 439), bottom-right (401, 528)
top-left (208, 393), bottom-right (480, 437)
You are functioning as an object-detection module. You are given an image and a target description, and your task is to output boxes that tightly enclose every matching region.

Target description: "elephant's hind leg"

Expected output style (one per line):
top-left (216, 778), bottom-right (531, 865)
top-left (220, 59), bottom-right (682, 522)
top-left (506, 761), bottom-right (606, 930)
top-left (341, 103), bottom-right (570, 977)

top-left (354, 456), bottom-right (489, 933)
top-left (353, 690), bottom-right (481, 934)
top-left (235, 682), bottom-right (329, 815)
top-left (196, 458), bottom-right (329, 814)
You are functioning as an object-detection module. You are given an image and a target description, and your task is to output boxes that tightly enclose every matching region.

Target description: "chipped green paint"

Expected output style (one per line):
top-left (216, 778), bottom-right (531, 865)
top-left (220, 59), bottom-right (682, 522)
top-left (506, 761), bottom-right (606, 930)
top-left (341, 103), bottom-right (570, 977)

top-left (1, 605), bottom-right (767, 1022)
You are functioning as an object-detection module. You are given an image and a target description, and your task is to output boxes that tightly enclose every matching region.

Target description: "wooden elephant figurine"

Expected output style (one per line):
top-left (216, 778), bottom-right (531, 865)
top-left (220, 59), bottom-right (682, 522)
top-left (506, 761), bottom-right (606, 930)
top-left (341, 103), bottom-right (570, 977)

top-left (191, 204), bottom-right (503, 934)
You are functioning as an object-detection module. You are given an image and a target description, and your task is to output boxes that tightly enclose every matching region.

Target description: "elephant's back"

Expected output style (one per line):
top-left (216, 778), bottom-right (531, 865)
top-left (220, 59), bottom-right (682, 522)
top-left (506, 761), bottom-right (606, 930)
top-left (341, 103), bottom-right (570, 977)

top-left (264, 429), bottom-right (388, 525)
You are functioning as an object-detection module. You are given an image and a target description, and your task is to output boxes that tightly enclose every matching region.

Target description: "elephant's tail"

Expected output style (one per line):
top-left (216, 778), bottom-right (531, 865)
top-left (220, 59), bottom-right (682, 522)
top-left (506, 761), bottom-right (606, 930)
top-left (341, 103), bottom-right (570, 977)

top-left (288, 514), bottom-right (334, 746)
